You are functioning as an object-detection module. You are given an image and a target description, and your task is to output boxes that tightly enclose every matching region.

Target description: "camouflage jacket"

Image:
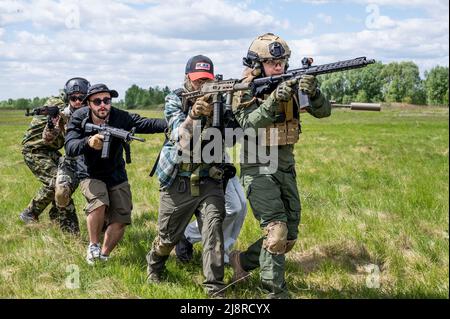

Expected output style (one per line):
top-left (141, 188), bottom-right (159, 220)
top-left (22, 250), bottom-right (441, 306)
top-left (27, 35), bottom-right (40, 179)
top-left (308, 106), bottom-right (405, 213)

top-left (21, 96), bottom-right (66, 152)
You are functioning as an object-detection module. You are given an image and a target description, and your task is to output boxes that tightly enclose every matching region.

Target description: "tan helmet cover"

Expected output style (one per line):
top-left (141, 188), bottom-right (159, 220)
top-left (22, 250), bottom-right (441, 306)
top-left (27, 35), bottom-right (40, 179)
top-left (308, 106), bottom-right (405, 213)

top-left (248, 33), bottom-right (291, 61)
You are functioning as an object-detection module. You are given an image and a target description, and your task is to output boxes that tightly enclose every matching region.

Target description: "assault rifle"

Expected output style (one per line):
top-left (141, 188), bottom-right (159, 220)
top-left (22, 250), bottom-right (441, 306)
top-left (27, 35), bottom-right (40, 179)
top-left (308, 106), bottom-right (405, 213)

top-left (83, 123), bottom-right (145, 163)
top-left (181, 56), bottom-right (376, 126)
top-left (25, 105), bottom-right (61, 129)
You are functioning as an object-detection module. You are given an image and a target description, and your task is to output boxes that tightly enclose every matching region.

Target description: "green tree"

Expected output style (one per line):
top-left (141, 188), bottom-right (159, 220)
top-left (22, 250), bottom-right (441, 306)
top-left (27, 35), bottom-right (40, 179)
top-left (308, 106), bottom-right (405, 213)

top-left (381, 61), bottom-right (425, 104)
top-left (15, 98), bottom-right (30, 109)
top-left (125, 84), bottom-right (141, 109)
top-left (424, 66), bottom-right (449, 106)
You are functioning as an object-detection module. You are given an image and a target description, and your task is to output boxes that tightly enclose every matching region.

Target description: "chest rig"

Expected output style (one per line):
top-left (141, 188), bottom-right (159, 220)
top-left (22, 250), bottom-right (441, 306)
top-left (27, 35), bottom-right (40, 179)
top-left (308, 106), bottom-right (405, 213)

top-left (178, 93), bottom-right (229, 196)
top-left (260, 95), bottom-right (301, 146)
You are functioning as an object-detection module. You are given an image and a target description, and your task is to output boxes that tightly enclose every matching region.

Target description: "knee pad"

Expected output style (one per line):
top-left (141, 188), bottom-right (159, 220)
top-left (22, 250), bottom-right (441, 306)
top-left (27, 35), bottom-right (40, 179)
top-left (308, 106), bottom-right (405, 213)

top-left (56, 172), bottom-right (72, 186)
top-left (285, 239), bottom-right (297, 254)
top-left (153, 235), bottom-right (174, 256)
top-left (55, 183), bottom-right (71, 208)
top-left (263, 221), bottom-right (288, 255)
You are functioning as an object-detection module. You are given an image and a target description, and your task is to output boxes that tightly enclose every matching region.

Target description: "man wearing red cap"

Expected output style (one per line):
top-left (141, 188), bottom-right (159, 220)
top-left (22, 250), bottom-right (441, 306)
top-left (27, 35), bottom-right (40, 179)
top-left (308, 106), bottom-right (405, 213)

top-left (146, 55), bottom-right (227, 298)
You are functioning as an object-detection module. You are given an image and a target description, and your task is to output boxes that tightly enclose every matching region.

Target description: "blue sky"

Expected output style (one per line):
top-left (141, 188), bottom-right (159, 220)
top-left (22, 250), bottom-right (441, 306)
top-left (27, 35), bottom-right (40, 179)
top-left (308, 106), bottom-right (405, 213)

top-left (0, 0), bottom-right (448, 100)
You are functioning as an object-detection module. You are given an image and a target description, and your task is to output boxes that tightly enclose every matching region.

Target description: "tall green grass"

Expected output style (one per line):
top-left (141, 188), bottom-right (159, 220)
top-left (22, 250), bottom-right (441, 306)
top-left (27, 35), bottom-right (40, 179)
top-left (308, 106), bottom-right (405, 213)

top-left (0, 107), bottom-right (448, 298)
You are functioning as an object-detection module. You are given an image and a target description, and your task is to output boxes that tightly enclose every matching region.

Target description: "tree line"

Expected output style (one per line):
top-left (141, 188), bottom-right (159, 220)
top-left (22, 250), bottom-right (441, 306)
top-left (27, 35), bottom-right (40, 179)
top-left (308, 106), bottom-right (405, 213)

top-left (318, 62), bottom-right (448, 106)
top-left (0, 62), bottom-right (448, 109)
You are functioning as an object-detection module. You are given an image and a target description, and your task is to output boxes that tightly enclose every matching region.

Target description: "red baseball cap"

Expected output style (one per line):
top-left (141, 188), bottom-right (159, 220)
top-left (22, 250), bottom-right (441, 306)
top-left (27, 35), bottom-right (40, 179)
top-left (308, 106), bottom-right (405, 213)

top-left (185, 55), bottom-right (214, 81)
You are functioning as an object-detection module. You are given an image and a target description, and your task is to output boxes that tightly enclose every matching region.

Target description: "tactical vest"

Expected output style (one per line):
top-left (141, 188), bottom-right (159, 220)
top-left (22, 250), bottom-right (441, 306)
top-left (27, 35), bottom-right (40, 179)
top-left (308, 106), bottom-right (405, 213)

top-left (260, 96), bottom-right (300, 146)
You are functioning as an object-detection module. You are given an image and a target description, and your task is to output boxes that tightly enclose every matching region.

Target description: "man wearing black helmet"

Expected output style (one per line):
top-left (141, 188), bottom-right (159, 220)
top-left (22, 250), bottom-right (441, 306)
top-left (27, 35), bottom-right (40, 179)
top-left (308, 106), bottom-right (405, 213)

top-left (51, 77), bottom-right (91, 234)
top-left (65, 84), bottom-right (167, 264)
top-left (19, 78), bottom-right (91, 234)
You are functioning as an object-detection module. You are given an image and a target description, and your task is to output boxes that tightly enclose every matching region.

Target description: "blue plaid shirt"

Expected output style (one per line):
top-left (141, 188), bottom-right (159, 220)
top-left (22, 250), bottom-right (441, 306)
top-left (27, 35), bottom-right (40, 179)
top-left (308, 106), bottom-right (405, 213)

top-left (155, 92), bottom-right (186, 189)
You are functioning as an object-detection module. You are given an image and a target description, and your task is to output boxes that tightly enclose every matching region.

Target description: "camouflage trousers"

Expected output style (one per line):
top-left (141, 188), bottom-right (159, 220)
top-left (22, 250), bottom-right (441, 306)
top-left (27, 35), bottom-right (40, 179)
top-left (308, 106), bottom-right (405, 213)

top-left (147, 176), bottom-right (226, 295)
top-left (55, 155), bottom-right (80, 208)
top-left (22, 148), bottom-right (80, 234)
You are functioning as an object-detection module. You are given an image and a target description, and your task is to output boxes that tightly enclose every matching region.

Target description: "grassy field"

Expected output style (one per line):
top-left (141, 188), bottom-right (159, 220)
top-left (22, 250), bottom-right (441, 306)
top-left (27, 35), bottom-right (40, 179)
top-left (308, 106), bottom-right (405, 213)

top-left (0, 106), bottom-right (448, 299)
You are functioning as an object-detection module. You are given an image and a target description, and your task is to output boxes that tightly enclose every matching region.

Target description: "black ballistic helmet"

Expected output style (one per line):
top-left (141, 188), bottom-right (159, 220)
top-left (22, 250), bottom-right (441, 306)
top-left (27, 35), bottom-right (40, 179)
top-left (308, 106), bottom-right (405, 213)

top-left (64, 77), bottom-right (90, 96)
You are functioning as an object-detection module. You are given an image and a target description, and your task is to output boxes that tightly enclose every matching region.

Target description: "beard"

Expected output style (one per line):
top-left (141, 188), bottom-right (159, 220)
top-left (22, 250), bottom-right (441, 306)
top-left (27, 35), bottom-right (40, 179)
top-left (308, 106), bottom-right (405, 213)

top-left (92, 107), bottom-right (110, 120)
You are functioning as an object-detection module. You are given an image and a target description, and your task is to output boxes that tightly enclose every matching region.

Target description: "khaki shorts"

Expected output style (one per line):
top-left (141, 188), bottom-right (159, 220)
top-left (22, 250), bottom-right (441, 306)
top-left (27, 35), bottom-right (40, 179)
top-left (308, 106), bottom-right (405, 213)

top-left (80, 179), bottom-right (133, 225)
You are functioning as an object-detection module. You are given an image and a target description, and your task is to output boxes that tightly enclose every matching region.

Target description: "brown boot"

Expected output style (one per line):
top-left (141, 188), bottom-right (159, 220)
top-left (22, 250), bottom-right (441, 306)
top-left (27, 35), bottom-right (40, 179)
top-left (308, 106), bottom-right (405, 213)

top-left (229, 250), bottom-right (249, 283)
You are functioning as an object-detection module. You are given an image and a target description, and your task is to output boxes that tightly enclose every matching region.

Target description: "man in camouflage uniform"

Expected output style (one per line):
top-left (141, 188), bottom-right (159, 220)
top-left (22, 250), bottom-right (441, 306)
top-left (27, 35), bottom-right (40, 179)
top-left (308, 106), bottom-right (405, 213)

top-left (20, 95), bottom-right (79, 233)
top-left (229, 33), bottom-right (331, 298)
top-left (147, 55), bottom-right (226, 298)
top-left (52, 78), bottom-right (91, 234)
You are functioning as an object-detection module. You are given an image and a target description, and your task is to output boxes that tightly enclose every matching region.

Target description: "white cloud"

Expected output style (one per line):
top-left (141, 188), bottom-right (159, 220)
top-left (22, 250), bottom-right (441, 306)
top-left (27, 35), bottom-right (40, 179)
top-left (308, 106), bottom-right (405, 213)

top-left (290, 16), bottom-right (448, 74)
top-left (0, 0), bottom-right (448, 100)
top-left (317, 13), bottom-right (332, 25)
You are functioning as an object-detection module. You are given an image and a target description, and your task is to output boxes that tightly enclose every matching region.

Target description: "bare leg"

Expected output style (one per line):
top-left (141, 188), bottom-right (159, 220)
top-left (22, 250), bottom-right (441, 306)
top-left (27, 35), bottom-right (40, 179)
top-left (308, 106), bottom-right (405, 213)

top-left (102, 222), bottom-right (126, 256)
top-left (87, 205), bottom-right (106, 244)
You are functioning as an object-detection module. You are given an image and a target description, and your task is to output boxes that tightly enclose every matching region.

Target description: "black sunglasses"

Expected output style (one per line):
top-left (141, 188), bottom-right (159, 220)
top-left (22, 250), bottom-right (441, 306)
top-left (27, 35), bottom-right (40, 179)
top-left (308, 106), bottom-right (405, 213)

top-left (69, 95), bottom-right (85, 102)
top-left (89, 97), bottom-right (112, 106)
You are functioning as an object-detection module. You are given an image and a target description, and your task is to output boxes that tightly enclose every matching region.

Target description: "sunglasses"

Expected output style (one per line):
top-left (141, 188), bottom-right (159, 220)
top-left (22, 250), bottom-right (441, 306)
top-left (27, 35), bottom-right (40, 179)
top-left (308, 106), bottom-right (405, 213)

top-left (89, 97), bottom-right (112, 106)
top-left (69, 95), bottom-right (85, 102)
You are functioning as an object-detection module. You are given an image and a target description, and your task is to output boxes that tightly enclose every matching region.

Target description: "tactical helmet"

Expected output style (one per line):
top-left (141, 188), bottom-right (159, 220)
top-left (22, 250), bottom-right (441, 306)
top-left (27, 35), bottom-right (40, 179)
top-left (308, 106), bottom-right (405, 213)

top-left (243, 33), bottom-right (291, 68)
top-left (64, 77), bottom-right (90, 97)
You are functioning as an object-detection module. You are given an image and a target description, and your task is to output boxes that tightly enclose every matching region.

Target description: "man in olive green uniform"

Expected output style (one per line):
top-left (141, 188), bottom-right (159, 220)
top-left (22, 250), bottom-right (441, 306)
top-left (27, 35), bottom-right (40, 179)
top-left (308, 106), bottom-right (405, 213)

top-left (20, 96), bottom-right (79, 233)
top-left (147, 55), bottom-right (227, 298)
top-left (230, 33), bottom-right (331, 298)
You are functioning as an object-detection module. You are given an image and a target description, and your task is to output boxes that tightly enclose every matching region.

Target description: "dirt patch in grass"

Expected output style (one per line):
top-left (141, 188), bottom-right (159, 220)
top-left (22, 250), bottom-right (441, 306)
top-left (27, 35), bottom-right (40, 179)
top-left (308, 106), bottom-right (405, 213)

top-left (290, 240), bottom-right (377, 274)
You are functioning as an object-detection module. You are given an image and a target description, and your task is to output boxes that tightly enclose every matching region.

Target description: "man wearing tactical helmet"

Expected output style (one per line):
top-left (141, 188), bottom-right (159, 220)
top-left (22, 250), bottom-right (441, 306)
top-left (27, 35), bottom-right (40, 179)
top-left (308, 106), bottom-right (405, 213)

top-left (19, 92), bottom-right (80, 234)
top-left (229, 33), bottom-right (331, 298)
top-left (52, 77), bottom-right (91, 234)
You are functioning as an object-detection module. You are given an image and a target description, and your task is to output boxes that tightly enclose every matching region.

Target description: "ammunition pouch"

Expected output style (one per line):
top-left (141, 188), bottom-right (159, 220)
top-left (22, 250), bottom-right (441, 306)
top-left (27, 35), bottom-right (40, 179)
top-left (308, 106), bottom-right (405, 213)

top-left (261, 118), bottom-right (299, 146)
top-left (261, 98), bottom-right (300, 146)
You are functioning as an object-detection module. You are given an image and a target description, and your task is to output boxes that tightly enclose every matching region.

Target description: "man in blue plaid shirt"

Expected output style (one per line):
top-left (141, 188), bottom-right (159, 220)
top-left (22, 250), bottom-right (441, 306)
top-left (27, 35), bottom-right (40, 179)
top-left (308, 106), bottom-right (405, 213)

top-left (147, 55), bottom-right (226, 298)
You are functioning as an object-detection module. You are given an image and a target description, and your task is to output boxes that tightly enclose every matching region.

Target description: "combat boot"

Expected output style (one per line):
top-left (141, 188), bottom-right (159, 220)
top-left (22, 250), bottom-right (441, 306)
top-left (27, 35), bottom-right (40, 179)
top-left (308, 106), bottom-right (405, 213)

top-left (19, 209), bottom-right (38, 224)
top-left (229, 250), bottom-right (249, 283)
top-left (147, 272), bottom-right (163, 284)
top-left (58, 210), bottom-right (80, 235)
top-left (208, 290), bottom-right (225, 299)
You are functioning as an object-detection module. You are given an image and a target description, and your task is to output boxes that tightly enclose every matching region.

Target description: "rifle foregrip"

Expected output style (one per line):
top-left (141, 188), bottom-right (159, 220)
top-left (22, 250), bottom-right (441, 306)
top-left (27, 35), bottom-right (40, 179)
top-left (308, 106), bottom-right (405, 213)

top-left (213, 103), bottom-right (221, 128)
top-left (299, 91), bottom-right (311, 109)
top-left (101, 134), bottom-right (111, 159)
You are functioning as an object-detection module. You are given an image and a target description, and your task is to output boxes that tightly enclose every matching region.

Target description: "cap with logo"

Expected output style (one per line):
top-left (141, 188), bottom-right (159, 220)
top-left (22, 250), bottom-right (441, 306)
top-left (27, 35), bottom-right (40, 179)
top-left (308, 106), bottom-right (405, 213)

top-left (185, 55), bottom-right (214, 81)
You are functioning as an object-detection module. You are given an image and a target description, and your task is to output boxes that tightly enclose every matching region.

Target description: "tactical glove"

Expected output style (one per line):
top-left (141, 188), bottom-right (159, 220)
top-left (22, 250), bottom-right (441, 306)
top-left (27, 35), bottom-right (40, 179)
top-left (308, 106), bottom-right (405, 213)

top-left (299, 75), bottom-right (318, 97)
top-left (88, 134), bottom-right (104, 150)
top-left (273, 79), bottom-right (297, 102)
